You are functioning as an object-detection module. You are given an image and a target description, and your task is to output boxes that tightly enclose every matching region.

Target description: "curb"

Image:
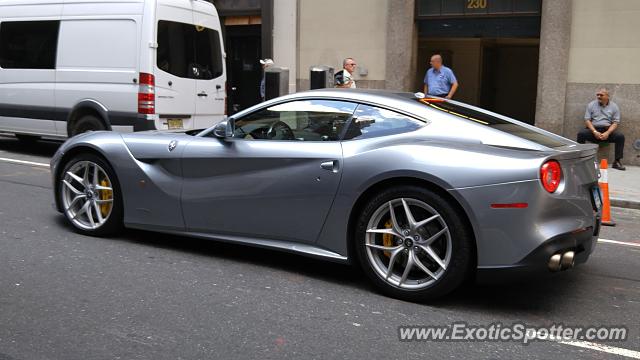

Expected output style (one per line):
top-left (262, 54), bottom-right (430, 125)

top-left (611, 197), bottom-right (640, 210)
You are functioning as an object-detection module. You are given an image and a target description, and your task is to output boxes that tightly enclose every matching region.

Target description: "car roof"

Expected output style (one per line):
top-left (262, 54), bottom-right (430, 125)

top-left (251, 88), bottom-right (573, 150)
top-left (266, 89), bottom-right (424, 115)
top-left (283, 88), bottom-right (417, 102)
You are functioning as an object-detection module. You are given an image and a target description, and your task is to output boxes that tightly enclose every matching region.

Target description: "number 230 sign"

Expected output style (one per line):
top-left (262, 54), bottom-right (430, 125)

top-left (467, 0), bottom-right (487, 9)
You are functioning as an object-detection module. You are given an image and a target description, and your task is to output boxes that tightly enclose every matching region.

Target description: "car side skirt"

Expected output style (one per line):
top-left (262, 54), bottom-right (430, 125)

top-left (125, 223), bottom-right (350, 264)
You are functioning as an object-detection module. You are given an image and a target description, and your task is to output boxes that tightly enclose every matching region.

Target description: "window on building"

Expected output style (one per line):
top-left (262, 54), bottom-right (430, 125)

top-left (0, 21), bottom-right (60, 69)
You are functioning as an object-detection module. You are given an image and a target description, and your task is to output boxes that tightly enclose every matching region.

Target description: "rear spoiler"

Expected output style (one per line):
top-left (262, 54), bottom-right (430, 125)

top-left (547, 143), bottom-right (598, 160)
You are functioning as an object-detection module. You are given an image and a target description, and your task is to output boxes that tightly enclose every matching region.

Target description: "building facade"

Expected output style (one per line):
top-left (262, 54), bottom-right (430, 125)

top-left (213, 0), bottom-right (640, 165)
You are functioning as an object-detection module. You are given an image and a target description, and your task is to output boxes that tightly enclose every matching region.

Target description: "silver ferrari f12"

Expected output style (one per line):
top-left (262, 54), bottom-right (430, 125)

top-left (51, 89), bottom-right (602, 301)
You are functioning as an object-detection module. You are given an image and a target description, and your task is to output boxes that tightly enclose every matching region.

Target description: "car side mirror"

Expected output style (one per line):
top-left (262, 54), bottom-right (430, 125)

top-left (213, 120), bottom-right (234, 138)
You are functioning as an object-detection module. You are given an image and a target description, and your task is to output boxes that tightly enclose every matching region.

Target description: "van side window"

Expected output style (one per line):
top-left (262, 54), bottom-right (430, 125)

top-left (157, 21), bottom-right (223, 80)
top-left (0, 21), bottom-right (60, 69)
top-left (195, 26), bottom-right (224, 80)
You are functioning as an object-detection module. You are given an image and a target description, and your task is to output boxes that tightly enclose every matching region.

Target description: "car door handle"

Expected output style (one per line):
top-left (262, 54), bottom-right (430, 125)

top-left (320, 160), bottom-right (340, 173)
top-left (198, 92), bottom-right (208, 97)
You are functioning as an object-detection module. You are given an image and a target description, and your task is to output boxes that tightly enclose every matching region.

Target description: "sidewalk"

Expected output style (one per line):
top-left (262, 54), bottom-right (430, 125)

top-left (607, 165), bottom-right (640, 210)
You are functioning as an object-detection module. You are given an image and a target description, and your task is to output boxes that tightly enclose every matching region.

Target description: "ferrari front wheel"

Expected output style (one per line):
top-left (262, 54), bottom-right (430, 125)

top-left (355, 186), bottom-right (473, 302)
top-left (58, 154), bottom-right (123, 236)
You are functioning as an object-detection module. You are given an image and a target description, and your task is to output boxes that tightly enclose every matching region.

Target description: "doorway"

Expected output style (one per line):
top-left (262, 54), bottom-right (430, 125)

top-left (418, 37), bottom-right (540, 125)
top-left (416, 2), bottom-right (542, 124)
top-left (480, 40), bottom-right (539, 124)
top-left (225, 24), bottom-right (262, 115)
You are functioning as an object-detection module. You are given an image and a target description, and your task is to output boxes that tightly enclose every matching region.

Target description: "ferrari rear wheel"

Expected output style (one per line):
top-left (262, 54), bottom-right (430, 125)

top-left (58, 154), bottom-right (122, 236)
top-left (355, 186), bottom-right (473, 301)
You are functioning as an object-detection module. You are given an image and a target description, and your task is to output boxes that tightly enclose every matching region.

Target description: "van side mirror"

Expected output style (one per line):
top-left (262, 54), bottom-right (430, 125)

top-left (213, 120), bottom-right (234, 138)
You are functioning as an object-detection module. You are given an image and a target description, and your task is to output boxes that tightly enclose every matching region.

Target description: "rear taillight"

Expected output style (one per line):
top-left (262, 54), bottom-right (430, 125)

top-left (138, 72), bottom-right (155, 114)
top-left (540, 160), bottom-right (562, 193)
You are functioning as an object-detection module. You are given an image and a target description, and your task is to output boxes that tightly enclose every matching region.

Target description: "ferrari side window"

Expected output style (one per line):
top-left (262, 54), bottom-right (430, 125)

top-left (232, 100), bottom-right (357, 141)
top-left (343, 104), bottom-right (424, 140)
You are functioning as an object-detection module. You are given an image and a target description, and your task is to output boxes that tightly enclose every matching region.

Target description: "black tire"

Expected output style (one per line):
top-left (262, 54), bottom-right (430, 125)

top-left (57, 153), bottom-right (123, 236)
top-left (70, 115), bottom-right (106, 137)
top-left (15, 134), bottom-right (41, 143)
top-left (354, 185), bottom-right (473, 302)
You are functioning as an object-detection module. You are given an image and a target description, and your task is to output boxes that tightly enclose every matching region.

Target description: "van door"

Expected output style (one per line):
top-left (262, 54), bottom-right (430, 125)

top-left (192, 3), bottom-right (226, 128)
top-left (55, 16), bottom-right (139, 136)
top-left (155, 4), bottom-right (196, 130)
top-left (0, 20), bottom-right (60, 136)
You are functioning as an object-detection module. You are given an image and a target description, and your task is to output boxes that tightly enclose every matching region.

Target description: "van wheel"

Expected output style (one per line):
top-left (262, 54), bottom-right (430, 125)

top-left (15, 134), bottom-right (41, 143)
top-left (71, 115), bottom-right (106, 137)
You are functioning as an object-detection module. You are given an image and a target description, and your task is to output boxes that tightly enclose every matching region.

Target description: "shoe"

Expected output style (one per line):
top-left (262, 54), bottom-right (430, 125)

top-left (612, 160), bottom-right (626, 171)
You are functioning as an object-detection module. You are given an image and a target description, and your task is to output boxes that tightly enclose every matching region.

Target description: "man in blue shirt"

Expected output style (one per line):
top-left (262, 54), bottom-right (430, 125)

top-left (423, 54), bottom-right (458, 99)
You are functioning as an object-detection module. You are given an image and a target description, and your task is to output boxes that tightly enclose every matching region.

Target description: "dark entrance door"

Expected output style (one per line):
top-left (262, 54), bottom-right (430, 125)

top-left (225, 24), bottom-right (262, 115)
top-left (480, 43), bottom-right (539, 124)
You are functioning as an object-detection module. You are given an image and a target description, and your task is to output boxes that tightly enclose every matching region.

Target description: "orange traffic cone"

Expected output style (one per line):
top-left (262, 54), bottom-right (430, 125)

top-left (599, 159), bottom-right (615, 226)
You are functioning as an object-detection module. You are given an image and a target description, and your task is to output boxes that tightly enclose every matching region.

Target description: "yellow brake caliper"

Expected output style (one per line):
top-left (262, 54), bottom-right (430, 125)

top-left (99, 178), bottom-right (112, 217)
top-left (382, 220), bottom-right (394, 257)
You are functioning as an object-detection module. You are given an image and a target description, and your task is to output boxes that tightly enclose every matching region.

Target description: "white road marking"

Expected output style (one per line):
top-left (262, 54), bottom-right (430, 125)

top-left (0, 157), bottom-right (50, 168)
top-left (556, 339), bottom-right (640, 359)
top-left (599, 239), bottom-right (640, 248)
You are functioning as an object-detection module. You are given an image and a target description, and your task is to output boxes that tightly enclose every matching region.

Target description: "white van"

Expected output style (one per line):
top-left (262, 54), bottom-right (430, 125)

top-left (0, 0), bottom-right (226, 140)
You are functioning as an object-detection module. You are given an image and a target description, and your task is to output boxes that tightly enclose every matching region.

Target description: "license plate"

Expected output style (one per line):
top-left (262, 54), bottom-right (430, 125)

top-left (592, 186), bottom-right (602, 211)
top-left (167, 118), bottom-right (183, 130)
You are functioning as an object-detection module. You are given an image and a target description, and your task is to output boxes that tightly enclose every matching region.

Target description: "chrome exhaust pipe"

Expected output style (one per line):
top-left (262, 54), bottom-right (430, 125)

top-left (561, 251), bottom-right (575, 270)
top-left (548, 251), bottom-right (576, 272)
top-left (548, 254), bottom-right (562, 272)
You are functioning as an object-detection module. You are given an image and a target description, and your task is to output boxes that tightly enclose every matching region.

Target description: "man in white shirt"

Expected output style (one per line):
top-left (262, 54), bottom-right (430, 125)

top-left (259, 58), bottom-right (274, 101)
top-left (334, 58), bottom-right (357, 88)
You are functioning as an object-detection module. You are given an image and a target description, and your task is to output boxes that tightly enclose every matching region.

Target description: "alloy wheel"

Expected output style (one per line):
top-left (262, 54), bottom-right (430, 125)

top-left (365, 198), bottom-right (452, 290)
top-left (61, 161), bottom-right (114, 231)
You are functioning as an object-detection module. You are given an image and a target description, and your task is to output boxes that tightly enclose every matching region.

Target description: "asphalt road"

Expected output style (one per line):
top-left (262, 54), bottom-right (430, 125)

top-left (0, 134), bottom-right (639, 360)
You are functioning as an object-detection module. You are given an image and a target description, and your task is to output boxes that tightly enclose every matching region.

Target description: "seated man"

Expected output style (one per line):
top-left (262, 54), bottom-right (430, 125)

top-left (577, 88), bottom-right (626, 170)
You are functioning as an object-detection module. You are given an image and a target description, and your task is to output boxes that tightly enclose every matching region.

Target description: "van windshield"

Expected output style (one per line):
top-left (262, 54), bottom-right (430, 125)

top-left (418, 99), bottom-right (569, 148)
top-left (157, 21), bottom-right (223, 80)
